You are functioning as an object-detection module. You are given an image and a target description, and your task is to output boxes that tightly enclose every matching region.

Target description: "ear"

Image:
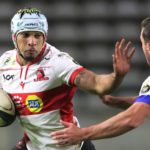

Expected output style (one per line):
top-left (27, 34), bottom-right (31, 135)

top-left (147, 43), bottom-right (150, 53)
top-left (45, 33), bottom-right (48, 41)
top-left (12, 34), bottom-right (17, 48)
top-left (12, 34), bottom-right (16, 41)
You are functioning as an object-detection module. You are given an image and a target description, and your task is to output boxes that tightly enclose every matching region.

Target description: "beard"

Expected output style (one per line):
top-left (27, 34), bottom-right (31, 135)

top-left (23, 55), bottom-right (36, 61)
top-left (18, 49), bottom-right (39, 62)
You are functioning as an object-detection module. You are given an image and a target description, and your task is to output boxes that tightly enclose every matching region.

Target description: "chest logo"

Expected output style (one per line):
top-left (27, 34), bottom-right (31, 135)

top-left (3, 74), bottom-right (14, 80)
top-left (34, 68), bottom-right (49, 82)
top-left (26, 95), bottom-right (43, 113)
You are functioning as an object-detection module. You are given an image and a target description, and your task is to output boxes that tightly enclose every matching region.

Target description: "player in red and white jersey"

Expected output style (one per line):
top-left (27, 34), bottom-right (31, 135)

top-left (0, 8), bottom-right (135, 150)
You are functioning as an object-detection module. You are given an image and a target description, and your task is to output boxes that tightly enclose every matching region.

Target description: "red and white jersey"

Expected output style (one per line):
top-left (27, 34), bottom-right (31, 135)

top-left (0, 43), bottom-right (84, 150)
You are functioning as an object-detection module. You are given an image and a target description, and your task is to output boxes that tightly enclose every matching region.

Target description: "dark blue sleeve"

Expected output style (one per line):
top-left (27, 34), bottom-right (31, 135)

top-left (135, 95), bottom-right (150, 105)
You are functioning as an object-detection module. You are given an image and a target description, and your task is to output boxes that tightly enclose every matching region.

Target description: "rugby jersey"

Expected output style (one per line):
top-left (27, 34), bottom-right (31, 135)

top-left (0, 43), bottom-right (84, 150)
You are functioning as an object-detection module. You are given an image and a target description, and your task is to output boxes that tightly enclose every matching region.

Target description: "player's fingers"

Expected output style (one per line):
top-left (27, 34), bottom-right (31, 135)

top-left (124, 41), bottom-right (132, 56)
top-left (112, 54), bottom-right (116, 66)
top-left (128, 47), bottom-right (135, 59)
top-left (124, 41), bottom-right (135, 58)
top-left (115, 41), bottom-right (120, 56)
top-left (60, 120), bottom-right (72, 127)
top-left (50, 130), bottom-right (65, 137)
top-left (115, 38), bottom-right (125, 57)
top-left (55, 137), bottom-right (70, 146)
top-left (52, 133), bottom-right (66, 140)
top-left (118, 38), bottom-right (125, 53)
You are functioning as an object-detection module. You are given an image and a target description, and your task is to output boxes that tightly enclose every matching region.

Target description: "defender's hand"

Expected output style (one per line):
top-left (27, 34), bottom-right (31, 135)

top-left (50, 120), bottom-right (83, 146)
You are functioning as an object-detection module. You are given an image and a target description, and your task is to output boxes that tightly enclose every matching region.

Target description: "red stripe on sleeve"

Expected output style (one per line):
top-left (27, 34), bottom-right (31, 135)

top-left (69, 67), bottom-right (85, 86)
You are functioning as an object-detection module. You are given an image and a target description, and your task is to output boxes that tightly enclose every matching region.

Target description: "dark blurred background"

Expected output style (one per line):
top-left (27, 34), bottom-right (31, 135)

top-left (0, 0), bottom-right (150, 149)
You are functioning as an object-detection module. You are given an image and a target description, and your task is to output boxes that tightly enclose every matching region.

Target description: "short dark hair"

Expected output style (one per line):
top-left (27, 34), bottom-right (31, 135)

top-left (141, 17), bottom-right (150, 42)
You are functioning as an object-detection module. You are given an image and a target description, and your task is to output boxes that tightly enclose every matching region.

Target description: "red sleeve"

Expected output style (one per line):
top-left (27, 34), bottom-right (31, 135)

top-left (69, 67), bottom-right (86, 86)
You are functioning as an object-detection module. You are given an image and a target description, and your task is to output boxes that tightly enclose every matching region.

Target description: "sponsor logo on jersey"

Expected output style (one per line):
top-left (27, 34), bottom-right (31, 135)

top-left (141, 84), bottom-right (150, 93)
top-left (4, 57), bottom-right (16, 65)
top-left (26, 95), bottom-right (43, 112)
top-left (3, 74), bottom-right (14, 80)
top-left (34, 68), bottom-right (49, 82)
top-left (4, 57), bottom-right (11, 64)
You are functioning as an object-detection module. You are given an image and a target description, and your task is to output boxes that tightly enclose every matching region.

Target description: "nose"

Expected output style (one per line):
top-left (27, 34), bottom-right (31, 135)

top-left (28, 36), bottom-right (37, 46)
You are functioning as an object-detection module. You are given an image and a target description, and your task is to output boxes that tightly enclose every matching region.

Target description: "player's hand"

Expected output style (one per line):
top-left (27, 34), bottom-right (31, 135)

top-left (99, 94), bottom-right (135, 109)
top-left (99, 95), bottom-right (121, 108)
top-left (100, 95), bottom-right (113, 106)
top-left (50, 120), bottom-right (83, 146)
top-left (113, 38), bottom-right (135, 77)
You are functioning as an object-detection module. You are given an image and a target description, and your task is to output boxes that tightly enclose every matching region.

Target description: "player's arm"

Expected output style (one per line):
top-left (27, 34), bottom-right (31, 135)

top-left (82, 102), bottom-right (150, 140)
top-left (51, 102), bottom-right (150, 145)
top-left (100, 95), bottom-right (137, 109)
top-left (74, 38), bottom-right (135, 95)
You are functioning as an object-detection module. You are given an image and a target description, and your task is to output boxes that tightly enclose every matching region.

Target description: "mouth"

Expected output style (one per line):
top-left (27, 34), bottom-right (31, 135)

top-left (24, 50), bottom-right (37, 57)
top-left (25, 49), bottom-right (36, 53)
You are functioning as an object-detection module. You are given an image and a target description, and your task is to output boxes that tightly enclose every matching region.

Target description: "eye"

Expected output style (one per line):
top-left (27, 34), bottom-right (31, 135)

top-left (21, 32), bottom-right (30, 38)
top-left (34, 33), bottom-right (42, 39)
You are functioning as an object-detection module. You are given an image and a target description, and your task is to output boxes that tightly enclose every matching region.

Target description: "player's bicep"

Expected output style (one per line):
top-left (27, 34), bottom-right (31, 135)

top-left (129, 102), bottom-right (150, 122)
top-left (133, 95), bottom-right (150, 116)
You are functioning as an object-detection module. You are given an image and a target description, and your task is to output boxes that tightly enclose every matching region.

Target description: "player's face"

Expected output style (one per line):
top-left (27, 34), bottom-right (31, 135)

top-left (16, 31), bottom-right (44, 62)
top-left (140, 28), bottom-right (150, 65)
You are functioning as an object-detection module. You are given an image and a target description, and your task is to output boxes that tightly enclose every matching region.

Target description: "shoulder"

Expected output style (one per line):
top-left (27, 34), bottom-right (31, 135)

top-left (0, 49), bottom-right (16, 67)
top-left (45, 43), bottom-right (75, 63)
top-left (1, 49), bottom-right (16, 56)
top-left (140, 76), bottom-right (150, 94)
top-left (0, 49), bottom-right (16, 61)
top-left (46, 43), bottom-right (61, 56)
top-left (44, 43), bottom-right (62, 61)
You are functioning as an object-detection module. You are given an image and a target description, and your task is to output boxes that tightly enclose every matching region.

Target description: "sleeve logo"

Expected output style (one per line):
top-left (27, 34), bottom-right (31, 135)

top-left (141, 84), bottom-right (150, 93)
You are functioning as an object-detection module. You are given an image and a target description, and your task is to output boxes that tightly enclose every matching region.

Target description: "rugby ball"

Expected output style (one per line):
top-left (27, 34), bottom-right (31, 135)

top-left (0, 89), bottom-right (16, 127)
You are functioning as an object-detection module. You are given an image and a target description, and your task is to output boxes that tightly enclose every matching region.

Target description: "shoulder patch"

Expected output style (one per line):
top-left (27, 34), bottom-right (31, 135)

top-left (141, 84), bottom-right (150, 93)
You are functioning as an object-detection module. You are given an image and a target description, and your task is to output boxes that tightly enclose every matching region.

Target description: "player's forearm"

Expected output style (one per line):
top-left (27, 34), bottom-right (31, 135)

top-left (75, 70), bottom-right (125, 95)
top-left (82, 103), bottom-right (148, 140)
top-left (82, 111), bottom-right (136, 140)
top-left (94, 72), bottom-right (125, 95)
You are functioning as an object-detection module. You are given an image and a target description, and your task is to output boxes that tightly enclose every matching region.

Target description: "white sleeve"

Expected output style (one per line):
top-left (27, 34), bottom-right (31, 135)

top-left (52, 52), bottom-right (83, 85)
